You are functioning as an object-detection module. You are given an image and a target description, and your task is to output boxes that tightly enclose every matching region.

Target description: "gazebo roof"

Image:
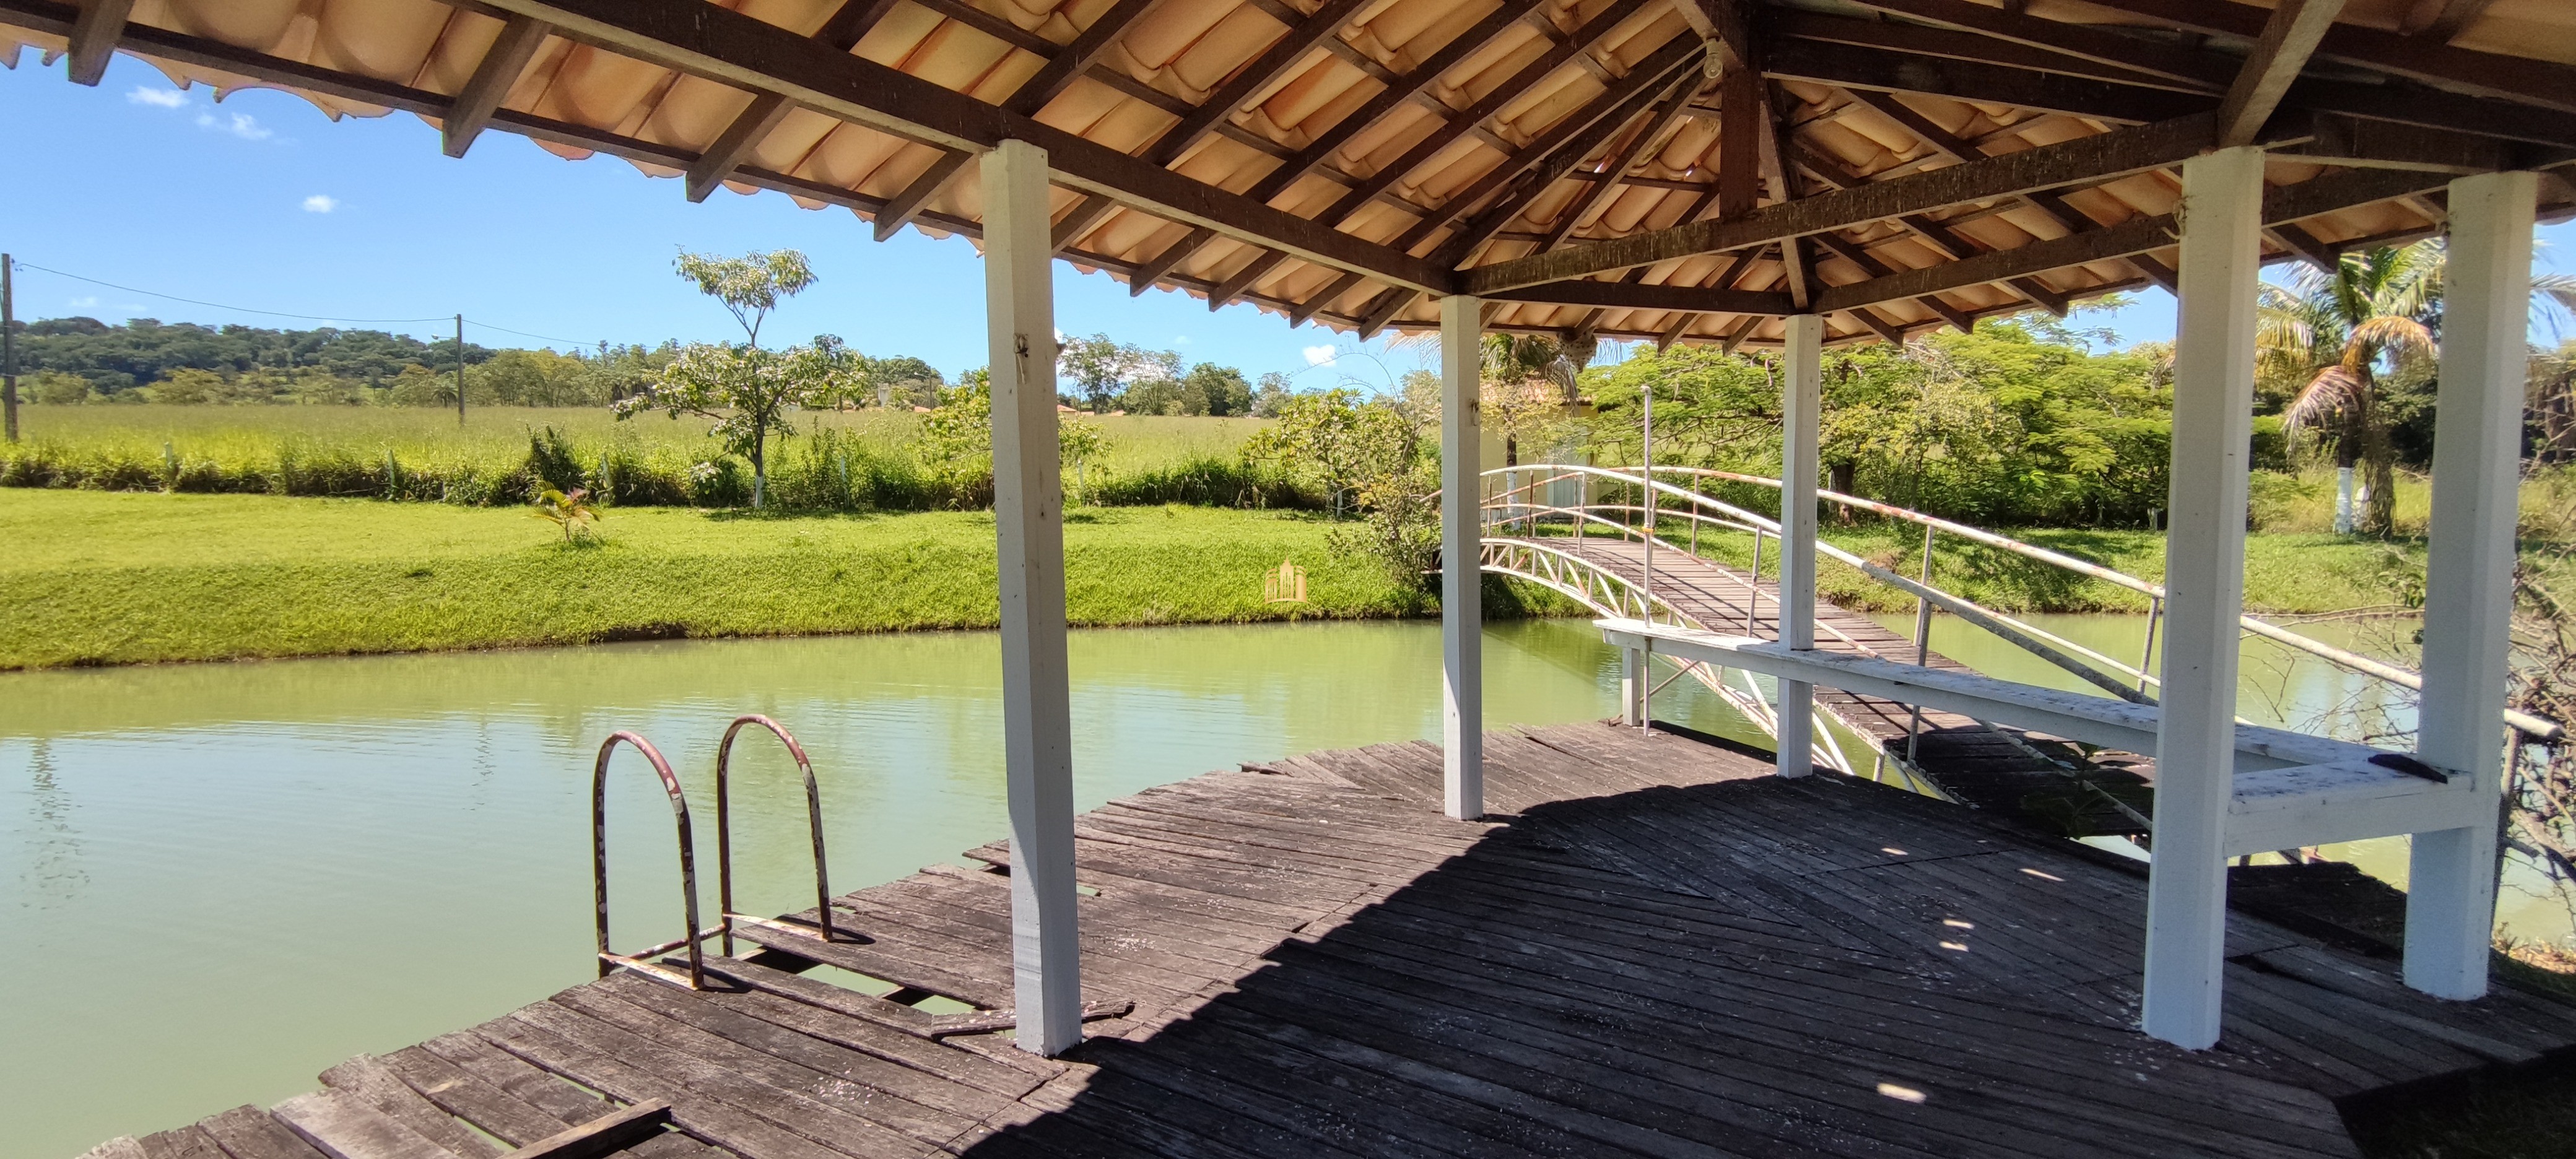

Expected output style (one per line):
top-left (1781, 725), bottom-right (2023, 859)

top-left (7, 0), bottom-right (2573, 347)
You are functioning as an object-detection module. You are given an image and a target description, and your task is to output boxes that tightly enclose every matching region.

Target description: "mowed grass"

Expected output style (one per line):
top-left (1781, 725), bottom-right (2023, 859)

top-left (0, 490), bottom-right (1414, 670)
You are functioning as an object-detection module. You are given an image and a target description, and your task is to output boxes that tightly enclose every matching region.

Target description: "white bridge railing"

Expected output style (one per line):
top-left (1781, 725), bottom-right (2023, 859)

top-left (1463, 463), bottom-right (2562, 791)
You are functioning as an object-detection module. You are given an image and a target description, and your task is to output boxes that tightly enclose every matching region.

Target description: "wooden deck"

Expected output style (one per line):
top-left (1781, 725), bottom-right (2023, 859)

top-left (1543, 536), bottom-right (2159, 835)
top-left (86, 723), bottom-right (2576, 1159)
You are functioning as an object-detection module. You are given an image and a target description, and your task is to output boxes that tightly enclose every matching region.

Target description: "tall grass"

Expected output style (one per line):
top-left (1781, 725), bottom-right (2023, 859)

top-left (0, 405), bottom-right (1318, 511)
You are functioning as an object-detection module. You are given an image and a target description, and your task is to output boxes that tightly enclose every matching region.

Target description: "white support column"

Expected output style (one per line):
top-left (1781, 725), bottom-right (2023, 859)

top-left (2406, 170), bottom-right (2537, 1000)
top-left (1621, 646), bottom-right (1646, 727)
top-left (2143, 145), bottom-right (2266, 1051)
top-left (1775, 314), bottom-right (1822, 778)
top-left (983, 139), bottom-right (1081, 1056)
top-left (1442, 294), bottom-right (1485, 820)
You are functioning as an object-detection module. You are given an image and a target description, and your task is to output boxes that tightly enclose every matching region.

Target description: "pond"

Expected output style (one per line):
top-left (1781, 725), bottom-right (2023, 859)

top-left (3, 613), bottom-right (2564, 1156)
top-left (2, 617), bottom-right (1761, 1157)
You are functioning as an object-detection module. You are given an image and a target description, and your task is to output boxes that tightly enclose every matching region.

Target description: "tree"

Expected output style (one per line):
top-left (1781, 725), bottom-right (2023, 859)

top-left (1180, 363), bottom-right (1252, 416)
top-left (2260, 240), bottom-right (2576, 536)
top-left (2535, 341), bottom-right (2576, 465)
top-left (1242, 387), bottom-right (1417, 518)
top-left (1251, 371), bottom-right (1294, 417)
top-left (672, 249), bottom-right (816, 348)
top-left (1058, 334), bottom-right (1178, 412)
top-left (616, 336), bottom-right (858, 508)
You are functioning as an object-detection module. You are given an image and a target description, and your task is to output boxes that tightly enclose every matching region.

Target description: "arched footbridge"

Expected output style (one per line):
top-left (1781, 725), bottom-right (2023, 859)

top-left (1466, 465), bottom-right (2562, 840)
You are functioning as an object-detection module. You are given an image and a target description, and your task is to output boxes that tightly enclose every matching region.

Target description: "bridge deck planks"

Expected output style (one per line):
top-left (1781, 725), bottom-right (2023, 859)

top-left (1523, 535), bottom-right (2160, 835)
top-left (84, 723), bottom-right (2576, 1159)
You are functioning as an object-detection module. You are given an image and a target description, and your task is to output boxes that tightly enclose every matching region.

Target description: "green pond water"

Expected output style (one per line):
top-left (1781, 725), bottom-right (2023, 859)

top-left (2, 614), bottom-right (2565, 1157)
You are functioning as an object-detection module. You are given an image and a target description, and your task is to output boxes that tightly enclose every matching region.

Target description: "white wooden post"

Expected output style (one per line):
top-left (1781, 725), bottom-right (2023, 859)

top-left (983, 139), bottom-right (1081, 1056)
top-left (1621, 646), bottom-right (1646, 727)
top-left (2143, 145), bottom-right (2265, 1050)
top-left (1442, 293), bottom-right (1484, 820)
top-left (1775, 314), bottom-right (1822, 777)
top-left (2406, 170), bottom-right (2536, 999)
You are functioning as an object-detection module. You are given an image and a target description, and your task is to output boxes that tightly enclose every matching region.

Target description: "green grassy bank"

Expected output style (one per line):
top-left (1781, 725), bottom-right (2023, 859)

top-left (0, 488), bottom-right (2495, 671)
top-left (0, 491), bottom-right (1426, 670)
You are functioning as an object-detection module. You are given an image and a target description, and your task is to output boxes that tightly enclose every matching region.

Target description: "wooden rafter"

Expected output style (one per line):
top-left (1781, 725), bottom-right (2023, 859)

top-left (443, 15), bottom-right (552, 158)
top-left (685, 0), bottom-right (898, 202)
top-left (2408, 0), bottom-right (2497, 43)
top-left (2215, 0), bottom-right (2346, 147)
top-left (1146, 0), bottom-right (1374, 167)
top-left (1829, 0), bottom-right (2232, 91)
top-left (1427, 41), bottom-right (1702, 264)
top-left (1463, 113), bottom-right (2224, 294)
top-left (1201, 0), bottom-right (1656, 311)
top-left (2109, 0), bottom-right (2576, 117)
top-left (63, 0), bottom-right (131, 85)
top-left (471, 0), bottom-right (1451, 292)
top-left (1537, 76), bottom-right (1702, 251)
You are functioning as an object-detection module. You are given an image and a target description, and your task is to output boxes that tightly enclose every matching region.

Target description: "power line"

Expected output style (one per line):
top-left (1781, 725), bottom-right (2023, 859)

top-left (11, 261), bottom-right (614, 347)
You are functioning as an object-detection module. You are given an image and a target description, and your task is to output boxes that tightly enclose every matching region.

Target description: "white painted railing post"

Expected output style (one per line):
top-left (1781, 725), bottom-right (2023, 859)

top-left (2143, 145), bottom-right (2265, 1051)
top-left (2406, 169), bottom-right (2537, 1000)
top-left (1775, 314), bottom-right (1822, 778)
top-left (1442, 293), bottom-right (1484, 820)
top-left (982, 139), bottom-right (1081, 1056)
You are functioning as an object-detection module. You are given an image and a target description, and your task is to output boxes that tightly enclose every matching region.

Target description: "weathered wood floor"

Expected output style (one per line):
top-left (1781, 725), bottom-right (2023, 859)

top-left (87, 723), bottom-right (2576, 1159)
top-left (1548, 536), bottom-right (2158, 835)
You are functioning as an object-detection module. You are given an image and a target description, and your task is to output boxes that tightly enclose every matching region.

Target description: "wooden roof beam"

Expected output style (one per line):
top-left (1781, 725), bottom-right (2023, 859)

top-left (2111, 0), bottom-right (2576, 117)
top-left (64, 0), bottom-right (132, 85)
top-left (443, 15), bottom-right (552, 157)
top-left (1427, 44), bottom-right (1702, 266)
top-left (2216, 0), bottom-right (2346, 147)
top-left (1146, 0), bottom-right (1372, 167)
top-left (685, 0), bottom-right (898, 201)
top-left (1536, 75), bottom-right (1703, 251)
top-left (1760, 33), bottom-right (2211, 124)
top-left (2406, 0), bottom-right (2497, 43)
top-left (479, 0), bottom-right (1454, 292)
top-left (1806, 167), bottom-right (2450, 314)
top-left (1191, 0), bottom-right (1611, 313)
top-left (1463, 112), bottom-right (2225, 294)
top-left (1832, 0), bottom-right (2233, 91)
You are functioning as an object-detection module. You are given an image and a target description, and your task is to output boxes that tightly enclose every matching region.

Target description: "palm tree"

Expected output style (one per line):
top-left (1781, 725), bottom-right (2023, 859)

top-left (2258, 241), bottom-right (2576, 537)
top-left (2257, 244), bottom-right (2439, 536)
top-left (2536, 341), bottom-right (2576, 466)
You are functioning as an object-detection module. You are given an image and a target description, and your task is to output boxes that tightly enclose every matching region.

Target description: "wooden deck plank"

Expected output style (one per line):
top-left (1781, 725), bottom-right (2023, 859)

top-left (76, 722), bottom-right (2571, 1159)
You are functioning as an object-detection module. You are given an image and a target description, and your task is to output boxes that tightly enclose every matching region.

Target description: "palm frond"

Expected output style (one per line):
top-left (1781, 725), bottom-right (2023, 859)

top-left (2284, 365), bottom-right (2367, 432)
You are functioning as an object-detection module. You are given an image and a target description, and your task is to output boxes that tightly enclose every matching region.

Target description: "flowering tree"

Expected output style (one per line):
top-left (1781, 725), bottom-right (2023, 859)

top-left (672, 249), bottom-right (816, 349)
top-left (616, 337), bottom-right (858, 508)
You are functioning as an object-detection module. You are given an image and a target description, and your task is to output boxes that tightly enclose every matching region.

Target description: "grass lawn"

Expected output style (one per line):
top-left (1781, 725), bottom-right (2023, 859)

top-left (0, 490), bottom-right (1419, 669)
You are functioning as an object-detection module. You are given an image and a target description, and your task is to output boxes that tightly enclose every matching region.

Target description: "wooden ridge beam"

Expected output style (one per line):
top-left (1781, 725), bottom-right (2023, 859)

top-left (464, 0), bottom-right (1452, 292)
top-left (63, 0), bottom-right (130, 85)
top-left (2215, 0), bottom-right (2345, 147)
top-left (1147, 0), bottom-right (1373, 167)
top-left (445, 15), bottom-right (552, 158)
top-left (1463, 113), bottom-right (2221, 295)
top-left (685, 0), bottom-right (898, 202)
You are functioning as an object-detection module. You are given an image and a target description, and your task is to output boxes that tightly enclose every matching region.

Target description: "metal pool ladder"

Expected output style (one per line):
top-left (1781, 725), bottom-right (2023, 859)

top-left (590, 715), bottom-right (833, 991)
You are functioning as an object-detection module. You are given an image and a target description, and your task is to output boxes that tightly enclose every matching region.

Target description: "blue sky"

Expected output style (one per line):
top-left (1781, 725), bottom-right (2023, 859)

top-left (2, 51), bottom-right (2568, 384)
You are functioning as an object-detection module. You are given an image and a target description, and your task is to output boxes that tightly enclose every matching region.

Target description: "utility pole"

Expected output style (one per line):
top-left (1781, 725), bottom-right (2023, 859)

top-left (454, 313), bottom-right (466, 427)
top-left (4, 253), bottom-right (18, 443)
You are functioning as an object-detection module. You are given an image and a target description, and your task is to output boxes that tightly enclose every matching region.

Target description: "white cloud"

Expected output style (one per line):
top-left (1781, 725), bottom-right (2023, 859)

top-left (68, 295), bottom-right (98, 308)
top-left (302, 194), bottom-right (339, 214)
top-left (197, 110), bottom-right (273, 141)
top-left (1173, 335), bottom-right (1192, 345)
top-left (1302, 345), bottom-right (1339, 367)
top-left (126, 85), bottom-right (188, 108)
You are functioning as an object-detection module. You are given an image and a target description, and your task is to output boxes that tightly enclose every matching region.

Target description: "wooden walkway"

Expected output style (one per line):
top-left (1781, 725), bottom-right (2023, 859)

top-left (85, 723), bottom-right (2576, 1159)
top-left (1534, 536), bottom-right (2158, 836)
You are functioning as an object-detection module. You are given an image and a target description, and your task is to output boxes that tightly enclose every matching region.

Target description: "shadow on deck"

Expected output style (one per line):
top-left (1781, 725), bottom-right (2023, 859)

top-left (88, 723), bottom-right (2576, 1159)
